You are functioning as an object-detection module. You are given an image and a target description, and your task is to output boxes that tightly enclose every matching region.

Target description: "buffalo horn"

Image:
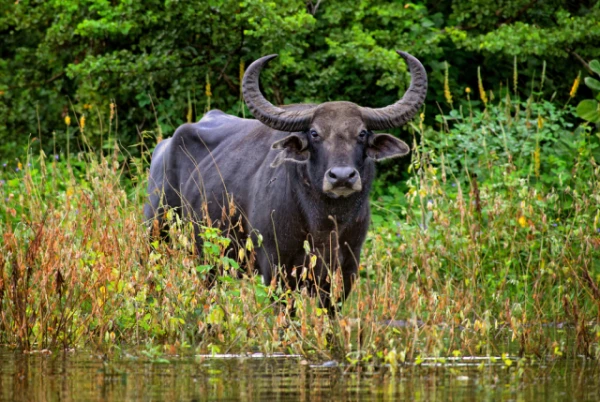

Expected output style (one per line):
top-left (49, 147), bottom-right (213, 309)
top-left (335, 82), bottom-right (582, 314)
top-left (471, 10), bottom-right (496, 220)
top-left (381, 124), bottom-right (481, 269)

top-left (242, 54), bottom-right (314, 132)
top-left (360, 51), bottom-right (428, 130)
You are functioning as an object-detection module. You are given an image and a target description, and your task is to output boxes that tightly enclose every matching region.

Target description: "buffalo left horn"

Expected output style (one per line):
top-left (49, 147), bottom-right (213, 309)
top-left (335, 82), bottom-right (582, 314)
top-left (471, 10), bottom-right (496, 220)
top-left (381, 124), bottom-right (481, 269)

top-left (360, 51), bottom-right (428, 131)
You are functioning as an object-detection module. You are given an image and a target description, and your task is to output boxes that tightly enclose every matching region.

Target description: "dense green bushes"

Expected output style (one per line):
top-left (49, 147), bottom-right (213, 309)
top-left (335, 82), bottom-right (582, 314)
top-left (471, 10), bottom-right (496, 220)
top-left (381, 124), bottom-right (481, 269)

top-left (2, 0), bottom-right (599, 159)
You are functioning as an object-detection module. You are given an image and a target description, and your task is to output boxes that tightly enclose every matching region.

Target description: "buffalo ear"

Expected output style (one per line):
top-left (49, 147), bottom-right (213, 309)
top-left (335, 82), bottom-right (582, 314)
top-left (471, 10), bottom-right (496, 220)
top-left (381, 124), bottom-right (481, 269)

top-left (366, 133), bottom-right (410, 161)
top-left (270, 134), bottom-right (310, 168)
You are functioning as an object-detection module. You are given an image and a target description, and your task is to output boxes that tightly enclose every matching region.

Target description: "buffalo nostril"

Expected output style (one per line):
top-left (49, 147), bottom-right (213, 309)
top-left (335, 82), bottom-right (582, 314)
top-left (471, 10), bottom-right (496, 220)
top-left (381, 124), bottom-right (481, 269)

top-left (327, 167), bottom-right (359, 186)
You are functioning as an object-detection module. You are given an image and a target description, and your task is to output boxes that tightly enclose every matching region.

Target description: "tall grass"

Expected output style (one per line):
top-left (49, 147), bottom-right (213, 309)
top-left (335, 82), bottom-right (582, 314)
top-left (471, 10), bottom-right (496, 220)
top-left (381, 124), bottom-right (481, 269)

top-left (1, 82), bottom-right (600, 365)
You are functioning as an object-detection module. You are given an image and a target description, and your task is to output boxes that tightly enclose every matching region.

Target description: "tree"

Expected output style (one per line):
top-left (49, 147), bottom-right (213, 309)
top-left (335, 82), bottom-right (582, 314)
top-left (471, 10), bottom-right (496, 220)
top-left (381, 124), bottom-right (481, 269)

top-left (1, 0), bottom-right (598, 160)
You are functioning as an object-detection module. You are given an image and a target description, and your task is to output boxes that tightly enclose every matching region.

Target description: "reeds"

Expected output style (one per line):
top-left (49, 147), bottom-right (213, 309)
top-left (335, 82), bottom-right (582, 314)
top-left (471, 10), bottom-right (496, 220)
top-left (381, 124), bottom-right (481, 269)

top-left (1, 70), bottom-right (599, 366)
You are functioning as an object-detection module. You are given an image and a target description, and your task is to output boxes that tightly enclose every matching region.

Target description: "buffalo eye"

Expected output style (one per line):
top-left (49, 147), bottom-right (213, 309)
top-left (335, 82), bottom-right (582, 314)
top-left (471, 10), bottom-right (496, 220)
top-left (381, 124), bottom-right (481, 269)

top-left (309, 129), bottom-right (319, 139)
top-left (358, 130), bottom-right (368, 140)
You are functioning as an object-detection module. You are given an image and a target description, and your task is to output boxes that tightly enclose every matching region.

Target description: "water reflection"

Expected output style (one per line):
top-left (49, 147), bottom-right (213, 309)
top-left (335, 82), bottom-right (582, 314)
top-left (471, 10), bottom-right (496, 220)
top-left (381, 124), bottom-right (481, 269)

top-left (1, 348), bottom-right (599, 401)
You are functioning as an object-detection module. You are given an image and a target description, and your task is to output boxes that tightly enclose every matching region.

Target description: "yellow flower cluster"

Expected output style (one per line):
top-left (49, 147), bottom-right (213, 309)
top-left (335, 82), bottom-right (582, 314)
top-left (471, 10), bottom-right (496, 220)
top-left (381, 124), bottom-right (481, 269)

top-left (444, 62), bottom-right (453, 105)
top-left (533, 146), bottom-right (541, 178)
top-left (205, 73), bottom-right (212, 98)
top-left (187, 99), bottom-right (193, 123)
top-left (477, 67), bottom-right (487, 106)
top-left (569, 72), bottom-right (581, 98)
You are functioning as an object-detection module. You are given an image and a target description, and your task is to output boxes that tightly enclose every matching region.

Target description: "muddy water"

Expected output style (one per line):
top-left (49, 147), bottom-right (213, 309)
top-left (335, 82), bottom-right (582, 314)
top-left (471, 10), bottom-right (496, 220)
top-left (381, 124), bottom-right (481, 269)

top-left (0, 348), bottom-right (598, 401)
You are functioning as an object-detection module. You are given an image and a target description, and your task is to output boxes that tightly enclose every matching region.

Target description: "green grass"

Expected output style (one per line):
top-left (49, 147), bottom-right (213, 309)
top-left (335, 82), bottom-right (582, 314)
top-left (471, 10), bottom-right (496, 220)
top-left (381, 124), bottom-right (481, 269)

top-left (1, 87), bottom-right (600, 366)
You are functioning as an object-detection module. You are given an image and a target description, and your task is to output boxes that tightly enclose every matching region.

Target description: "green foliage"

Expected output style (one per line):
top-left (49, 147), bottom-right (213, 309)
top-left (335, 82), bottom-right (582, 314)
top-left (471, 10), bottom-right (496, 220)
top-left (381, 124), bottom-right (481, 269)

top-left (367, 78), bottom-right (600, 346)
top-left (430, 99), bottom-right (593, 189)
top-left (577, 100), bottom-right (600, 124)
top-left (445, 2), bottom-right (600, 57)
top-left (576, 59), bottom-right (600, 124)
top-left (2, 0), bottom-right (599, 161)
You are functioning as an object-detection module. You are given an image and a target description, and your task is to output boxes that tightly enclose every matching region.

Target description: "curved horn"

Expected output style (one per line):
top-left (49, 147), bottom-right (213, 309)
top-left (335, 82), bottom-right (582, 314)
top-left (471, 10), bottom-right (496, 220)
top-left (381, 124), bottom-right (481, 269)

top-left (360, 51), bottom-right (428, 130)
top-left (242, 54), bottom-right (314, 132)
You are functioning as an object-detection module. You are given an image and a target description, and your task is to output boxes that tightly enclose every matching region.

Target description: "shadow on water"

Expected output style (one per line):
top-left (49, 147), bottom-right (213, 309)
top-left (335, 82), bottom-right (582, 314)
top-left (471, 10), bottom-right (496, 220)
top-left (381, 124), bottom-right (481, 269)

top-left (1, 348), bottom-right (599, 401)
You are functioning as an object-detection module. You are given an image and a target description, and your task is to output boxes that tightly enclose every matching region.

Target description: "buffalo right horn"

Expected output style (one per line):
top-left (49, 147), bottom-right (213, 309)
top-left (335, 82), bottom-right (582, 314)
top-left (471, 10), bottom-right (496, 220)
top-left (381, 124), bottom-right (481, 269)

top-left (242, 54), bottom-right (314, 132)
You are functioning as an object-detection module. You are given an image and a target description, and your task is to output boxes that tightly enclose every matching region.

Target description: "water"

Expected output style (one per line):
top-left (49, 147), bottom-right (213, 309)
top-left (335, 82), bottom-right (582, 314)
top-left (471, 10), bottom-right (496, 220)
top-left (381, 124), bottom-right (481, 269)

top-left (1, 348), bottom-right (599, 401)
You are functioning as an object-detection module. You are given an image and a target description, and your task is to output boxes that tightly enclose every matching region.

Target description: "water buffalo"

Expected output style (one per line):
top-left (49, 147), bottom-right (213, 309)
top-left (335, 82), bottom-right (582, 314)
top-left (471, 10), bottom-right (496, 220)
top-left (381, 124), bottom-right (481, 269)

top-left (145, 51), bottom-right (427, 311)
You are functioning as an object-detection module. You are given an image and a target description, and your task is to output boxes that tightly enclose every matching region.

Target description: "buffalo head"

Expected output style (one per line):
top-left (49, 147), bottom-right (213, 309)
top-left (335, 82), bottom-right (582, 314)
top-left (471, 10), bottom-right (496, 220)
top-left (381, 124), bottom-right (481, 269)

top-left (242, 51), bottom-right (427, 198)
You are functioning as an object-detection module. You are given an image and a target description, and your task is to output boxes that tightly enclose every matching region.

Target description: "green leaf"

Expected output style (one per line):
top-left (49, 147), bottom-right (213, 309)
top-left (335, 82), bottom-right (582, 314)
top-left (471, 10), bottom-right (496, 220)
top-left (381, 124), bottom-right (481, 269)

top-left (576, 100), bottom-right (600, 123)
top-left (303, 240), bottom-right (311, 255)
top-left (196, 264), bottom-right (213, 274)
top-left (590, 60), bottom-right (600, 76)
top-left (218, 275), bottom-right (234, 283)
top-left (222, 257), bottom-right (239, 271)
top-left (371, 214), bottom-right (384, 224)
top-left (585, 77), bottom-right (600, 91)
top-left (203, 242), bottom-right (220, 256)
top-left (207, 306), bottom-right (225, 325)
top-left (253, 283), bottom-right (269, 304)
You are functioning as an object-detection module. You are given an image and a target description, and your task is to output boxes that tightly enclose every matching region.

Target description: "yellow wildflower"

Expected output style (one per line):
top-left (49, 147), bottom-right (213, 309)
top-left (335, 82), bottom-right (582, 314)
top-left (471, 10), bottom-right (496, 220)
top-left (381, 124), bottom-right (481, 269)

top-left (533, 146), bottom-right (540, 178)
top-left (477, 67), bottom-right (487, 105)
top-left (205, 73), bottom-right (212, 111)
top-left (205, 73), bottom-right (212, 98)
top-left (444, 62), bottom-right (453, 105)
top-left (187, 103), bottom-right (193, 123)
top-left (465, 87), bottom-right (471, 94)
top-left (570, 72), bottom-right (581, 98)
top-left (239, 61), bottom-right (245, 84)
top-left (187, 91), bottom-right (193, 123)
top-left (80, 115), bottom-right (86, 131)
top-left (537, 115), bottom-right (544, 130)
top-left (518, 216), bottom-right (527, 228)
top-left (65, 115), bottom-right (71, 126)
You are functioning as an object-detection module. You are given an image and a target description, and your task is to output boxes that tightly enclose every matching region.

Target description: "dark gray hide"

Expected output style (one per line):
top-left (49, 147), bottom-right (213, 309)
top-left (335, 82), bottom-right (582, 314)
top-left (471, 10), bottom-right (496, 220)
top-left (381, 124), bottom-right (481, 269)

top-left (145, 51), bottom-right (428, 311)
